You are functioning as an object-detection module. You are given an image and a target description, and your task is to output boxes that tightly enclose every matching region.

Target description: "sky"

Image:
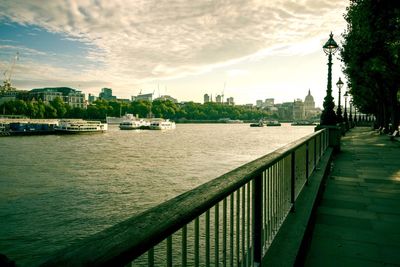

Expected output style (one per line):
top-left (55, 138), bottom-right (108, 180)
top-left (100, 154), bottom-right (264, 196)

top-left (0, 0), bottom-right (349, 107)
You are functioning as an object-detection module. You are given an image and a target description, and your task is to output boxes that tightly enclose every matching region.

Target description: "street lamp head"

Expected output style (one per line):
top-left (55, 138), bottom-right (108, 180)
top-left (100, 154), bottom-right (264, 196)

top-left (323, 32), bottom-right (339, 55)
top-left (336, 77), bottom-right (344, 89)
top-left (344, 91), bottom-right (349, 98)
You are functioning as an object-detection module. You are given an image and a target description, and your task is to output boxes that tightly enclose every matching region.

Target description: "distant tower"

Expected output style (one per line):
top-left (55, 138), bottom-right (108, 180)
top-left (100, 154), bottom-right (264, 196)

top-left (216, 95), bottom-right (222, 103)
top-left (204, 93), bottom-right (210, 103)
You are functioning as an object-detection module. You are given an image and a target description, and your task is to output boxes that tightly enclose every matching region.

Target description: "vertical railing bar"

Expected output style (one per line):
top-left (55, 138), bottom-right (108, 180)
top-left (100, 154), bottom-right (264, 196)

top-left (167, 236), bottom-right (173, 267)
top-left (230, 194), bottom-right (234, 267)
top-left (314, 136), bottom-right (317, 169)
top-left (182, 224), bottom-right (187, 267)
top-left (148, 247), bottom-right (154, 267)
top-left (195, 217), bottom-right (200, 267)
top-left (246, 183), bottom-right (248, 266)
top-left (242, 186), bottom-right (245, 266)
top-left (291, 151), bottom-right (296, 212)
top-left (236, 189), bottom-right (240, 266)
top-left (252, 172), bottom-right (263, 266)
top-left (262, 171), bottom-right (265, 245)
top-left (206, 210), bottom-right (210, 267)
top-left (223, 198), bottom-right (227, 267)
top-left (268, 167), bottom-right (272, 244)
top-left (306, 141), bottom-right (309, 185)
top-left (274, 163), bottom-right (277, 232)
top-left (215, 203), bottom-right (219, 267)
top-left (280, 160), bottom-right (283, 222)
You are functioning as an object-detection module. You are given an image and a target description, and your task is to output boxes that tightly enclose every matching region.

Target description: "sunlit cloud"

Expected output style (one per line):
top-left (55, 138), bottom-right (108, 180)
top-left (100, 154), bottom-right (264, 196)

top-left (0, 0), bottom-right (347, 102)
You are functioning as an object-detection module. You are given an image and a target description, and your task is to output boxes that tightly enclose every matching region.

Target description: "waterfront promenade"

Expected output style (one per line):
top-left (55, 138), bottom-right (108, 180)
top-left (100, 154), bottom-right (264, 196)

top-left (305, 127), bottom-right (400, 266)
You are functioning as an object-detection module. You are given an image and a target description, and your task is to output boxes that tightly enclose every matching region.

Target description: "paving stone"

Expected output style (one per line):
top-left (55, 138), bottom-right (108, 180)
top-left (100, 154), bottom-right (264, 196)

top-left (304, 127), bottom-right (400, 267)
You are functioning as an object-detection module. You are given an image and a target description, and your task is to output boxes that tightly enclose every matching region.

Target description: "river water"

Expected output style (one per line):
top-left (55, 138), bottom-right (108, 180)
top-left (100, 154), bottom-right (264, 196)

top-left (0, 123), bottom-right (313, 265)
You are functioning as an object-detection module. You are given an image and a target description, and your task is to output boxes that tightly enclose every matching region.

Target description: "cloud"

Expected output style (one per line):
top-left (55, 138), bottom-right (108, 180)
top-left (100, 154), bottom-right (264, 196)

top-left (0, 0), bottom-right (348, 94)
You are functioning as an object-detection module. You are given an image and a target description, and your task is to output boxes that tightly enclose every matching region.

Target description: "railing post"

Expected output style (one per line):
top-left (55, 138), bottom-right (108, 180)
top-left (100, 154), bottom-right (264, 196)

top-left (314, 136), bottom-right (317, 167)
top-left (252, 172), bottom-right (263, 266)
top-left (305, 141), bottom-right (309, 185)
top-left (290, 151), bottom-right (296, 212)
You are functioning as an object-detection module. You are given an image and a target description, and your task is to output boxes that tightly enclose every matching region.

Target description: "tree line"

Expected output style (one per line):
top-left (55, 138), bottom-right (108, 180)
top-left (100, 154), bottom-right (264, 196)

top-left (0, 97), bottom-right (273, 121)
top-left (341, 0), bottom-right (399, 132)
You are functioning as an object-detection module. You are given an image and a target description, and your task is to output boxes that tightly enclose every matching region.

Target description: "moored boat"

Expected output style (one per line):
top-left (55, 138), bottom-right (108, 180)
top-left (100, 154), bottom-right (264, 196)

top-left (55, 120), bottom-right (107, 134)
top-left (119, 119), bottom-right (150, 130)
top-left (106, 114), bottom-right (136, 124)
top-left (266, 120), bottom-right (281, 126)
top-left (291, 121), bottom-right (316, 126)
top-left (250, 120), bottom-right (265, 127)
top-left (149, 119), bottom-right (176, 130)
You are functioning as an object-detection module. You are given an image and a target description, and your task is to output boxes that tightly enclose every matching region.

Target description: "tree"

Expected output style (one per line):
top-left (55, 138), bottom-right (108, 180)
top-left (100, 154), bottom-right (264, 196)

top-left (341, 0), bottom-right (400, 132)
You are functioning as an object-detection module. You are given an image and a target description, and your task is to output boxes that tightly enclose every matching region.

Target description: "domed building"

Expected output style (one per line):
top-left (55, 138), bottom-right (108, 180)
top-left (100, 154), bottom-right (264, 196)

top-left (304, 89), bottom-right (316, 120)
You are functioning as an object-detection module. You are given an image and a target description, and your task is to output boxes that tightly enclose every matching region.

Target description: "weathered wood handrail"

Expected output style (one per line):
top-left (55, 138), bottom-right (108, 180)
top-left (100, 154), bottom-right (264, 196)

top-left (37, 129), bottom-right (328, 267)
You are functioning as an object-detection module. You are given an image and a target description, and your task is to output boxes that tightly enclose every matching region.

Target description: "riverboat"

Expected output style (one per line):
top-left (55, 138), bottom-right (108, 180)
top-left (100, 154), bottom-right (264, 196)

top-left (266, 120), bottom-right (281, 126)
top-left (250, 120), bottom-right (265, 127)
top-left (106, 114), bottom-right (139, 124)
top-left (149, 119), bottom-right (176, 130)
top-left (291, 121), bottom-right (316, 126)
top-left (0, 119), bottom-right (59, 136)
top-left (55, 120), bottom-right (107, 134)
top-left (119, 119), bottom-right (150, 130)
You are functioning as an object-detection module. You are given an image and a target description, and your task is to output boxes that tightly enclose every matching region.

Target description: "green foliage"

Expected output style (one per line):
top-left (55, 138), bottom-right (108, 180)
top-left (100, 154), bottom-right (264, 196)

top-left (0, 98), bottom-right (273, 121)
top-left (341, 0), bottom-right (400, 130)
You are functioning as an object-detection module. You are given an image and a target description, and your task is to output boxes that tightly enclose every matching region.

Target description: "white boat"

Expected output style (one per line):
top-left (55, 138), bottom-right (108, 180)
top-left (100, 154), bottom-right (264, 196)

top-left (55, 120), bottom-right (107, 134)
top-left (106, 114), bottom-right (136, 124)
top-left (119, 119), bottom-right (150, 130)
top-left (149, 119), bottom-right (176, 130)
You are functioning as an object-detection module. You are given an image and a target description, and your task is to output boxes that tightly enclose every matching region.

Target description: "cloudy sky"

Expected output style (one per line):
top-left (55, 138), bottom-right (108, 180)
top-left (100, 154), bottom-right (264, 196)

top-left (0, 0), bottom-right (348, 106)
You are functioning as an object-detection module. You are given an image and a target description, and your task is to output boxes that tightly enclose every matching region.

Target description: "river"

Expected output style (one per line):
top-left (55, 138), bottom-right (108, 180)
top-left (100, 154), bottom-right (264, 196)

top-left (0, 123), bottom-right (313, 265)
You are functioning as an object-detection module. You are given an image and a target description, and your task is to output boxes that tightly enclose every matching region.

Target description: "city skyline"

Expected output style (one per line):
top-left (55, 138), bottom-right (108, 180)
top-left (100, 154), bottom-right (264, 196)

top-left (0, 0), bottom-right (348, 108)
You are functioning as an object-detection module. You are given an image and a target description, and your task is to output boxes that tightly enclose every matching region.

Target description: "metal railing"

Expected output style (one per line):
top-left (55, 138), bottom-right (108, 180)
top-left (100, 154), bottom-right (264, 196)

top-left (38, 129), bottom-right (329, 267)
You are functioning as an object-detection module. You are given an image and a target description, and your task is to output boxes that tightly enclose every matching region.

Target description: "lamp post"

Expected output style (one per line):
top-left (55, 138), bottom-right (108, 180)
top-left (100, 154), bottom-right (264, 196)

top-left (336, 77), bottom-right (344, 123)
top-left (349, 99), bottom-right (353, 127)
top-left (320, 32), bottom-right (339, 125)
top-left (343, 91), bottom-right (349, 129)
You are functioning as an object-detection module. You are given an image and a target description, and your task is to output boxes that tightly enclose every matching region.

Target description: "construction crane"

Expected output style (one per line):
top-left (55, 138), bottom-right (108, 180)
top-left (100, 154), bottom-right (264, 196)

top-left (2, 52), bottom-right (19, 92)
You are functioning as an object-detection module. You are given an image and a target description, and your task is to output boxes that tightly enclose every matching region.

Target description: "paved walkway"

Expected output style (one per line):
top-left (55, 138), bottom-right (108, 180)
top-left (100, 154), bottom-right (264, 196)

top-left (305, 127), bottom-right (400, 267)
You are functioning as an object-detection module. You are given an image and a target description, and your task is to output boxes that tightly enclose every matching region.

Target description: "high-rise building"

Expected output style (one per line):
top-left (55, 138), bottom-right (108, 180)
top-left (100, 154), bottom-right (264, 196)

top-left (216, 95), bottom-right (222, 103)
top-left (99, 88), bottom-right (116, 101)
top-left (256, 100), bottom-right (263, 108)
top-left (226, 97), bottom-right (234, 105)
top-left (265, 98), bottom-right (274, 107)
top-left (204, 94), bottom-right (210, 103)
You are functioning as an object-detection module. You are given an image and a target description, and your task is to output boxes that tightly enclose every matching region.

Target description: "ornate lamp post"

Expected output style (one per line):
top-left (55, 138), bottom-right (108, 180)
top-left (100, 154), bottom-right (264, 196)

top-left (336, 77), bottom-right (344, 122)
top-left (320, 32), bottom-right (339, 125)
top-left (343, 91), bottom-right (349, 127)
top-left (349, 99), bottom-right (353, 128)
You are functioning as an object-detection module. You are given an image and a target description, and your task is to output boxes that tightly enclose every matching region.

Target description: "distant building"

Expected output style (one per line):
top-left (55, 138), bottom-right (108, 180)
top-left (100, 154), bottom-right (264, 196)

top-left (256, 100), bottom-right (263, 108)
top-left (215, 95), bottom-right (222, 103)
top-left (99, 88), bottom-right (116, 101)
top-left (293, 99), bottom-right (305, 121)
top-left (154, 95), bottom-right (178, 103)
top-left (29, 87), bottom-right (86, 108)
top-left (265, 98), bottom-right (274, 107)
top-left (226, 97), bottom-right (234, 105)
top-left (88, 93), bottom-right (97, 103)
top-left (277, 102), bottom-right (294, 120)
top-left (304, 89), bottom-right (316, 119)
top-left (204, 93), bottom-right (210, 103)
top-left (132, 93), bottom-right (153, 102)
